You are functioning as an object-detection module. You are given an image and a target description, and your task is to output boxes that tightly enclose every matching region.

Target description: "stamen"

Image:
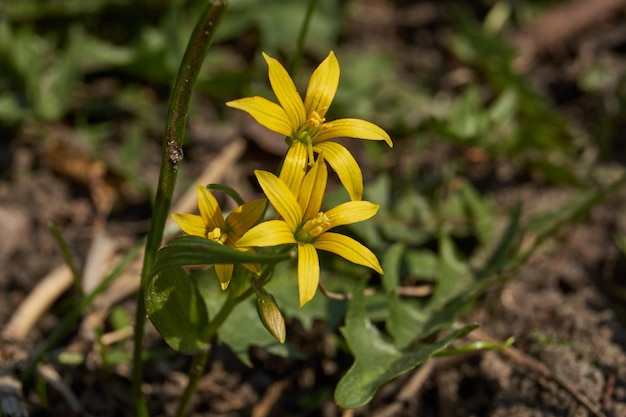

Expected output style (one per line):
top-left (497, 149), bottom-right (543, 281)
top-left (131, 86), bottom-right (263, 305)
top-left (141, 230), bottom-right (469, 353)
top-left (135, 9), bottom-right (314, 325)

top-left (307, 110), bottom-right (326, 128)
top-left (302, 212), bottom-right (330, 237)
top-left (207, 227), bottom-right (228, 244)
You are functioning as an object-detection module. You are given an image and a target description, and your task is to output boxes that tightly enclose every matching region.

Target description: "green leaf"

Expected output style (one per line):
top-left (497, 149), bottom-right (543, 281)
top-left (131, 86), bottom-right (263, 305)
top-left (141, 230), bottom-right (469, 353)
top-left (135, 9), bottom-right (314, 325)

top-left (335, 281), bottom-right (476, 408)
top-left (436, 337), bottom-right (514, 356)
top-left (151, 235), bottom-right (291, 276)
top-left (145, 267), bottom-right (209, 354)
top-left (193, 267), bottom-right (303, 365)
top-left (381, 242), bottom-right (405, 294)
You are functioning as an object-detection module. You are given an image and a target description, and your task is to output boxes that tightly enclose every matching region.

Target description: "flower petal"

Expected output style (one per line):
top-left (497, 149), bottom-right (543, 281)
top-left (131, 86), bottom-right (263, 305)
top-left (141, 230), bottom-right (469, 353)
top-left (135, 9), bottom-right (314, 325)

top-left (324, 201), bottom-right (379, 229)
top-left (237, 220), bottom-right (296, 247)
top-left (297, 243), bottom-right (319, 307)
top-left (314, 141), bottom-right (363, 201)
top-left (197, 185), bottom-right (226, 229)
top-left (255, 170), bottom-right (302, 231)
top-left (225, 96), bottom-right (292, 137)
top-left (278, 141), bottom-right (308, 196)
top-left (304, 51), bottom-right (339, 120)
top-left (315, 118), bottom-right (393, 147)
top-left (263, 52), bottom-right (306, 131)
top-left (171, 213), bottom-right (206, 237)
top-left (314, 232), bottom-right (383, 274)
top-left (226, 198), bottom-right (266, 240)
top-left (298, 156), bottom-right (327, 221)
top-left (215, 263), bottom-right (233, 290)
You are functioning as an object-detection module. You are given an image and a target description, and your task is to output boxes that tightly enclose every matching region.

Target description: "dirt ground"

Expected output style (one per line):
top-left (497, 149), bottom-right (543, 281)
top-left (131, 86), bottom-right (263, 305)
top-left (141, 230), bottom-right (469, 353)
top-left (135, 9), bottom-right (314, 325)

top-left (2, 1), bottom-right (626, 416)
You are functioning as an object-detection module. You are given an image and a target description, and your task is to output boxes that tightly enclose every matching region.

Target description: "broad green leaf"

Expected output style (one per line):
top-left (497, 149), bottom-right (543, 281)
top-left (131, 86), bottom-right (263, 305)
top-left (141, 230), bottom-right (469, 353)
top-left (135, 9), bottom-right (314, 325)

top-left (216, 298), bottom-right (302, 365)
top-left (145, 267), bottom-right (209, 354)
top-left (335, 281), bottom-right (476, 408)
top-left (430, 233), bottom-right (473, 308)
top-left (151, 235), bottom-right (291, 276)
top-left (405, 249), bottom-right (438, 281)
top-left (381, 242), bottom-right (405, 294)
top-left (460, 181), bottom-right (495, 244)
top-left (481, 203), bottom-right (522, 276)
top-left (193, 267), bottom-right (303, 365)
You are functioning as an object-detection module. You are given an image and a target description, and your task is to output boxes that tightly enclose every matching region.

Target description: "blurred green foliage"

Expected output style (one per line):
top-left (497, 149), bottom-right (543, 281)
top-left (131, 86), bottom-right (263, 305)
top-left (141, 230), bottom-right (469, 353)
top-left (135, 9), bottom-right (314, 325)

top-left (6, 0), bottom-right (626, 413)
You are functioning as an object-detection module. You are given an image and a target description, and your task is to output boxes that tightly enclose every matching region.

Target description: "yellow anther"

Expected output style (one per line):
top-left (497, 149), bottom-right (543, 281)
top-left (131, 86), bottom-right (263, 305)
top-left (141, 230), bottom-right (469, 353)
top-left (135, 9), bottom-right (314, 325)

top-left (302, 212), bottom-right (330, 237)
top-left (307, 110), bottom-right (326, 128)
top-left (207, 227), bottom-right (228, 244)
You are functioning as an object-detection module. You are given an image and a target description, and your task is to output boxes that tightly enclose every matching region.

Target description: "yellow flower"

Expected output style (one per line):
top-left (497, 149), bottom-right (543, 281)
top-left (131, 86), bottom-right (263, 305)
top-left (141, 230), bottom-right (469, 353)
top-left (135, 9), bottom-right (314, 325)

top-left (226, 51), bottom-right (393, 200)
top-left (237, 157), bottom-right (383, 307)
top-left (171, 185), bottom-right (265, 289)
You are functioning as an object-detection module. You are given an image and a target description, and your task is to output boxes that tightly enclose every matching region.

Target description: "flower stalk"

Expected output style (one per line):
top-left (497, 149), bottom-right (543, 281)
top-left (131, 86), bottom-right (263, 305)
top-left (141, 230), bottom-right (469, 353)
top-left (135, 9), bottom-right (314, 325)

top-left (131, 2), bottom-right (228, 415)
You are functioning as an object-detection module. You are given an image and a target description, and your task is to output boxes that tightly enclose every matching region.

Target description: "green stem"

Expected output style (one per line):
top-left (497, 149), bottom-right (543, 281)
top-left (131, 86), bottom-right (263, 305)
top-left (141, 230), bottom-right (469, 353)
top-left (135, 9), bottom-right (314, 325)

top-left (174, 293), bottom-right (238, 417)
top-left (174, 262), bottom-right (281, 417)
top-left (131, 2), bottom-right (228, 415)
top-left (289, 0), bottom-right (318, 77)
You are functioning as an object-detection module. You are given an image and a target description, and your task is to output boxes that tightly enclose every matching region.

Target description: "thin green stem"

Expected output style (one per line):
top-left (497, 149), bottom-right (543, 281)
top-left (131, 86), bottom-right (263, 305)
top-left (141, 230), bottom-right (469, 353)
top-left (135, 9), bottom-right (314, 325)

top-left (174, 292), bottom-right (238, 417)
top-left (289, 0), bottom-right (318, 77)
top-left (47, 222), bottom-right (82, 297)
top-left (174, 261), bottom-right (283, 417)
top-left (131, 2), bottom-right (228, 415)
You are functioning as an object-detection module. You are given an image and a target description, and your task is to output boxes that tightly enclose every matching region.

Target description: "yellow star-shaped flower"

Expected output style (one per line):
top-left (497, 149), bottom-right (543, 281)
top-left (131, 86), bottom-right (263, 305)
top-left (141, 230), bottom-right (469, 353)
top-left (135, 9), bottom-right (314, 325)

top-left (171, 185), bottom-right (265, 289)
top-left (236, 157), bottom-right (383, 307)
top-left (226, 51), bottom-right (393, 201)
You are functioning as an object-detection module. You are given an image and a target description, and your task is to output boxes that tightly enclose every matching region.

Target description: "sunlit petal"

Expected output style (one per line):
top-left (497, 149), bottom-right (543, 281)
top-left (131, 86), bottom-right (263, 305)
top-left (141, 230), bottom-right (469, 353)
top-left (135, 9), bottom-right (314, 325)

top-left (171, 213), bottom-right (206, 237)
top-left (263, 52), bottom-right (306, 130)
top-left (297, 243), bottom-right (320, 307)
top-left (314, 141), bottom-right (363, 201)
top-left (298, 156), bottom-right (327, 220)
top-left (255, 170), bottom-right (302, 231)
top-left (215, 264), bottom-right (234, 290)
top-left (324, 201), bottom-right (379, 229)
top-left (237, 220), bottom-right (296, 247)
top-left (315, 118), bottom-right (393, 147)
top-left (314, 232), bottom-right (383, 274)
top-left (197, 185), bottom-right (226, 229)
top-left (226, 198), bottom-right (266, 240)
top-left (278, 141), bottom-right (308, 196)
top-left (226, 96), bottom-right (292, 137)
top-left (304, 51), bottom-right (339, 119)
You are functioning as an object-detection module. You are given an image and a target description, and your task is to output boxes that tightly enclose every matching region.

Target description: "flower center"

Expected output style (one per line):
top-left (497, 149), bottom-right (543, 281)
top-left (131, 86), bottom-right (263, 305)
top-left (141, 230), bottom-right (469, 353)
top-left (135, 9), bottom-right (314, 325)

top-left (207, 227), bottom-right (228, 244)
top-left (296, 212), bottom-right (330, 242)
top-left (306, 110), bottom-right (326, 128)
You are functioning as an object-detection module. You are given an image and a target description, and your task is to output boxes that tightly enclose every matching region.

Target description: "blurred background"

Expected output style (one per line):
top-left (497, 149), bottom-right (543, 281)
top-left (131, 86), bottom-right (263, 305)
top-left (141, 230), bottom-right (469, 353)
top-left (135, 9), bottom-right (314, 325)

top-left (2, 0), bottom-right (626, 416)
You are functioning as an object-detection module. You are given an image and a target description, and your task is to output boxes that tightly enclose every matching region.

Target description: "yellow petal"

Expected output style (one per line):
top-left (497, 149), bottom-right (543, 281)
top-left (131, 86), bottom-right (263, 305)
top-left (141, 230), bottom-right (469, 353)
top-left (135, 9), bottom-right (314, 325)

top-left (314, 141), bottom-right (363, 201)
top-left (298, 156), bottom-right (327, 221)
top-left (237, 220), bottom-right (296, 247)
top-left (255, 170), bottom-right (302, 231)
top-left (314, 232), bottom-right (383, 274)
top-left (278, 141), bottom-right (308, 196)
top-left (226, 96), bottom-right (292, 137)
top-left (215, 263), bottom-right (234, 290)
top-left (197, 185), bottom-right (226, 229)
top-left (315, 118), bottom-right (393, 147)
top-left (226, 198), bottom-right (266, 240)
top-left (171, 213), bottom-right (206, 237)
top-left (242, 262), bottom-right (262, 275)
top-left (297, 243), bottom-right (319, 307)
top-left (324, 201), bottom-right (379, 229)
top-left (304, 51), bottom-right (339, 120)
top-left (263, 52), bottom-right (306, 131)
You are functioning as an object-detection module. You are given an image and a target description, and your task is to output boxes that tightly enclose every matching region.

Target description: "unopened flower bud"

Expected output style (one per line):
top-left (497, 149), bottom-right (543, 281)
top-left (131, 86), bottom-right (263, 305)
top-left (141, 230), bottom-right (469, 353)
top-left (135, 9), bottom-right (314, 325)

top-left (256, 291), bottom-right (286, 344)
